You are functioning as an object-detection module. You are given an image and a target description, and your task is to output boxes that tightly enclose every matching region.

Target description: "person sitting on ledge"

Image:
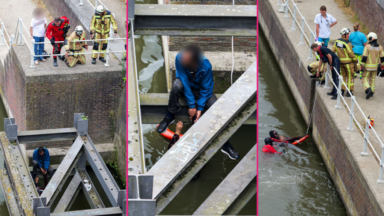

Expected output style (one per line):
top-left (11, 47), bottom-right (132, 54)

top-left (32, 147), bottom-right (55, 188)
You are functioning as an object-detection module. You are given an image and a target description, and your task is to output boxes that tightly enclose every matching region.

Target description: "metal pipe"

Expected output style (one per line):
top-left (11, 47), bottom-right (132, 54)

top-left (10, 34), bottom-right (14, 47)
top-left (299, 17), bottom-right (305, 45)
top-left (278, 0), bottom-right (281, 6)
top-left (362, 119), bottom-right (370, 156)
top-left (18, 18), bottom-right (23, 46)
top-left (0, 22), bottom-right (4, 46)
top-left (284, 0), bottom-right (289, 18)
top-left (95, 0), bottom-right (99, 8)
top-left (324, 65), bottom-right (330, 90)
top-left (335, 75), bottom-right (342, 109)
top-left (278, 3), bottom-right (286, 12)
top-left (347, 96), bottom-right (355, 131)
top-left (30, 38), bottom-right (35, 69)
top-left (79, 0), bottom-right (84, 6)
top-left (291, 4), bottom-right (296, 31)
top-left (308, 32), bottom-right (314, 60)
top-left (378, 148), bottom-right (384, 184)
top-left (104, 37), bottom-right (110, 67)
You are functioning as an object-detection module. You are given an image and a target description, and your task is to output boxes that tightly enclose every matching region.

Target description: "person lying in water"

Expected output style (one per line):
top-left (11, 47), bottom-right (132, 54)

top-left (269, 130), bottom-right (308, 144)
top-left (262, 137), bottom-right (285, 154)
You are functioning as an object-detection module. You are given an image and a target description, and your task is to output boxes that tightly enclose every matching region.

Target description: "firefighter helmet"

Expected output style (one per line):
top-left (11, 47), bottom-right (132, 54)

top-left (75, 25), bottom-right (84, 35)
top-left (340, 28), bottom-right (351, 36)
top-left (96, 5), bottom-right (105, 14)
top-left (367, 32), bottom-right (378, 42)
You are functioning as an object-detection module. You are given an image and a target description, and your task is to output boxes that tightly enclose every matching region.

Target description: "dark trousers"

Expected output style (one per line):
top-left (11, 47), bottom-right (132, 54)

top-left (168, 79), bottom-right (230, 148)
top-left (330, 57), bottom-right (341, 96)
top-left (32, 160), bottom-right (55, 178)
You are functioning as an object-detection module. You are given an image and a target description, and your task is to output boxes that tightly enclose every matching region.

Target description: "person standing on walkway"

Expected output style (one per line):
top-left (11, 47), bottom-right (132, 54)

top-left (361, 32), bottom-right (384, 99)
top-left (349, 23), bottom-right (367, 78)
top-left (156, 44), bottom-right (240, 160)
top-left (311, 42), bottom-right (341, 100)
top-left (30, 8), bottom-right (47, 66)
top-left (64, 26), bottom-right (88, 67)
top-left (331, 28), bottom-right (357, 97)
top-left (314, 5), bottom-right (337, 47)
top-left (90, 5), bottom-right (118, 64)
top-left (46, 16), bottom-right (70, 67)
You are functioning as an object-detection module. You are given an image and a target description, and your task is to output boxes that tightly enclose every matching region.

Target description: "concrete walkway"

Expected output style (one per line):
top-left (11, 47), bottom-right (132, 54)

top-left (0, 0), bottom-right (54, 63)
top-left (276, 0), bottom-right (384, 156)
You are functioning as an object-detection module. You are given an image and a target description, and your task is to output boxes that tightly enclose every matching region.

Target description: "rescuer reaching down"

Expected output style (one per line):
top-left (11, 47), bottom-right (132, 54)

top-left (360, 32), bottom-right (384, 99)
top-left (32, 147), bottom-right (55, 188)
top-left (156, 44), bottom-right (240, 160)
top-left (90, 5), bottom-right (118, 65)
top-left (64, 26), bottom-right (88, 67)
top-left (311, 42), bottom-right (341, 100)
top-left (46, 16), bottom-right (70, 67)
top-left (331, 28), bottom-right (358, 97)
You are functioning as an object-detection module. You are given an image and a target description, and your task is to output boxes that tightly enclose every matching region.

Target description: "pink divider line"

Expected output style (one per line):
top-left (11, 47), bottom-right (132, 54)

top-left (126, 0), bottom-right (129, 215)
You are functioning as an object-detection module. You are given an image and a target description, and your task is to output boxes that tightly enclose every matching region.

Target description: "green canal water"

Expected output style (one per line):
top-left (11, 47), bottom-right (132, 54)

top-left (258, 28), bottom-right (347, 215)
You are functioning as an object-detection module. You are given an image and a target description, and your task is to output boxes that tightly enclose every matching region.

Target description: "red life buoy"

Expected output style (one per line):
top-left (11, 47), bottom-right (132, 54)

top-left (291, 135), bottom-right (309, 145)
top-left (157, 124), bottom-right (183, 140)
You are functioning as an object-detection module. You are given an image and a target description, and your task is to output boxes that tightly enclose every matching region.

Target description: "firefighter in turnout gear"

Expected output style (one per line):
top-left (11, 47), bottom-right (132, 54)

top-left (331, 28), bottom-right (358, 97)
top-left (64, 26), bottom-right (88, 67)
top-left (308, 61), bottom-right (326, 82)
top-left (361, 32), bottom-right (384, 99)
top-left (90, 5), bottom-right (118, 64)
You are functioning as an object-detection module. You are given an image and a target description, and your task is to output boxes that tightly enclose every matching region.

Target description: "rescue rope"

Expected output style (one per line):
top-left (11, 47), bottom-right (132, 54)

top-left (306, 90), bottom-right (317, 134)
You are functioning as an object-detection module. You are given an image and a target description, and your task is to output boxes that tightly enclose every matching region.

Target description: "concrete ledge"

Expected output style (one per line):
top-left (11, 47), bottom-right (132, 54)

top-left (26, 143), bottom-right (116, 165)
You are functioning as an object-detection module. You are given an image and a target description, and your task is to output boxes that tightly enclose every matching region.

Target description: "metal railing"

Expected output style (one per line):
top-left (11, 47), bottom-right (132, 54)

top-left (278, 0), bottom-right (384, 184)
top-left (12, 18), bottom-right (126, 69)
top-left (0, 18), bottom-right (12, 50)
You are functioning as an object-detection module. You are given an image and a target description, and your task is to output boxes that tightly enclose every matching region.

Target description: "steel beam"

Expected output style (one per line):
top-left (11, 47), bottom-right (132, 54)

top-left (154, 98), bottom-right (256, 213)
top-left (0, 132), bottom-right (38, 216)
top-left (84, 134), bottom-right (120, 207)
top-left (140, 93), bottom-right (256, 124)
top-left (223, 177), bottom-right (256, 215)
top-left (53, 171), bottom-right (82, 213)
top-left (41, 135), bottom-right (84, 205)
top-left (193, 145), bottom-right (257, 215)
top-left (78, 169), bottom-right (105, 209)
top-left (17, 128), bottom-right (77, 143)
top-left (0, 168), bottom-right (22, 216)
top-left (134, 5), bottom-right (256, 36)
top-left (50, 207), bottom-right (123, 216)
top-left (148, 61), bottom-right (256, 201)
top-left (128, 20), bottom-right (146, 175)
top-left (128, 174), bottom-right (156, 216)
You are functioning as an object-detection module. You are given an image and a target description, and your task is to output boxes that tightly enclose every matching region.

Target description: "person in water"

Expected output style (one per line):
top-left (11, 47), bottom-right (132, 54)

top-left (262, 137), bottom-right (285, 154)
top-left (269, 130), bottom-right (304, 143)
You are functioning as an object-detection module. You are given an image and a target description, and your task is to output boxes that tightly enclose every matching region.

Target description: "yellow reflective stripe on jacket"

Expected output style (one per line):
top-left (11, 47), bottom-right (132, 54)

top-left (90, 15), bottom-right (100, 31)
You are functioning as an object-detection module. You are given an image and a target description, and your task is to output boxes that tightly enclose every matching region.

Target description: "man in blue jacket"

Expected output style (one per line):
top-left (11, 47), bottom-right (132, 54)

top-left (32, 147), bottom-right (55, 185)
top-left (157, 45), bottom-right (239, 160)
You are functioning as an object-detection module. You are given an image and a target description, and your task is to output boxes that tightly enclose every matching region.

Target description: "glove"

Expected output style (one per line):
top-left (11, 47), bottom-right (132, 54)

top-left (114, 30), bottom-right (117, 34)
top-left (315, 37), bottom-right (319, 41)
top-left (50, 37), bottom-right (55, 46)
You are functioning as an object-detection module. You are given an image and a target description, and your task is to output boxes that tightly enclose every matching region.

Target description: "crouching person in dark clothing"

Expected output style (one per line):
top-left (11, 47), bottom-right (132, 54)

top-left (33, 147), bottom-right (55, 186)
top-left (157, 44), bottom-right (239, 160)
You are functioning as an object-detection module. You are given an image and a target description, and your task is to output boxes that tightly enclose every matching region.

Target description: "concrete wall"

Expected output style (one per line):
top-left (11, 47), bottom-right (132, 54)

top-left (170, 0), bottom-right (255, 5)
top-left (0, 46), bottom-right (123, 144)
top-left (113, 85), bottom-right (127, 180)
top-left (259, 0), bottom-right (384, 215)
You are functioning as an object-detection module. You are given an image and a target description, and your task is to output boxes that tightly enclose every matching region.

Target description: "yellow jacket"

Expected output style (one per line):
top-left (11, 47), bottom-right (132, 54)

top-left (331, 38), bottom-right (357, 64)
top-left (90, 10), bottom-right (117, 34)
top-left (65, 31), bottom-right (86, 53)
top-left (361, 42), bottom-right (384, 71)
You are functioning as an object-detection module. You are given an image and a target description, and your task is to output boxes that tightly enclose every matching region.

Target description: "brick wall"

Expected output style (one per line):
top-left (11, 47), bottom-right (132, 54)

top-left (113, 85), bottom-right (127, 181)
top-left (349, 0), bottom-right (384, 46)
top-left (0, 49), bottom-right (26, 131)
top-left (169, 0), bottom-right (256, 53)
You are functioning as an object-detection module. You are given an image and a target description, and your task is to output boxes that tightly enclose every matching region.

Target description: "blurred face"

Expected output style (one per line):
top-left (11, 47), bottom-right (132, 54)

top-left (39, 151), bottom-right (44, 156)
top-left (320, 10), bottom-right (326, 17)
top-left (345, 33), bottom-right (350, 39)
top-left (54, 21), bottom-right (62, 27)
top-left (181, 51), bottom-right (197, 70)
top-left (312, 46), bottom-right (320, 53)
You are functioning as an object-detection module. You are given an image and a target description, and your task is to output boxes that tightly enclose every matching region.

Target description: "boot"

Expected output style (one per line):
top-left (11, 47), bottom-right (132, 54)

top-left (331, 94), bottom-right (337, 100)
top-left (341, 89), bottom-right (345, 96)
top-left (346, 91), bottom-right (353, 97)
top-left (365, 87), bottom-right (373, 99)
top-left (53, 58), bottom-right (58, 67)
top-left (327, 92), bottom-right (334, 96)
top-left (59, 55), bottom-right (65, 61)
top-left (99, 57), bottom-right (106, 63)
top-left (92, 58), bottom-right (96, 64)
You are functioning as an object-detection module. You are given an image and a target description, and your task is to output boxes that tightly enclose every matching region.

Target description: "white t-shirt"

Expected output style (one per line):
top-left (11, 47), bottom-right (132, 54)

top-left (314, 13), bottom-right (337, 39)
top-left (30, 18), bottom-right (47, 37)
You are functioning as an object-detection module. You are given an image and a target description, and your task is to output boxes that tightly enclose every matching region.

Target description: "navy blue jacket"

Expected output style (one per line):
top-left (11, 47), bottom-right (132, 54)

top-left (33, 148), bottom-right (50, 170)
top-left (175, 52), bottom-right (214, 111)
